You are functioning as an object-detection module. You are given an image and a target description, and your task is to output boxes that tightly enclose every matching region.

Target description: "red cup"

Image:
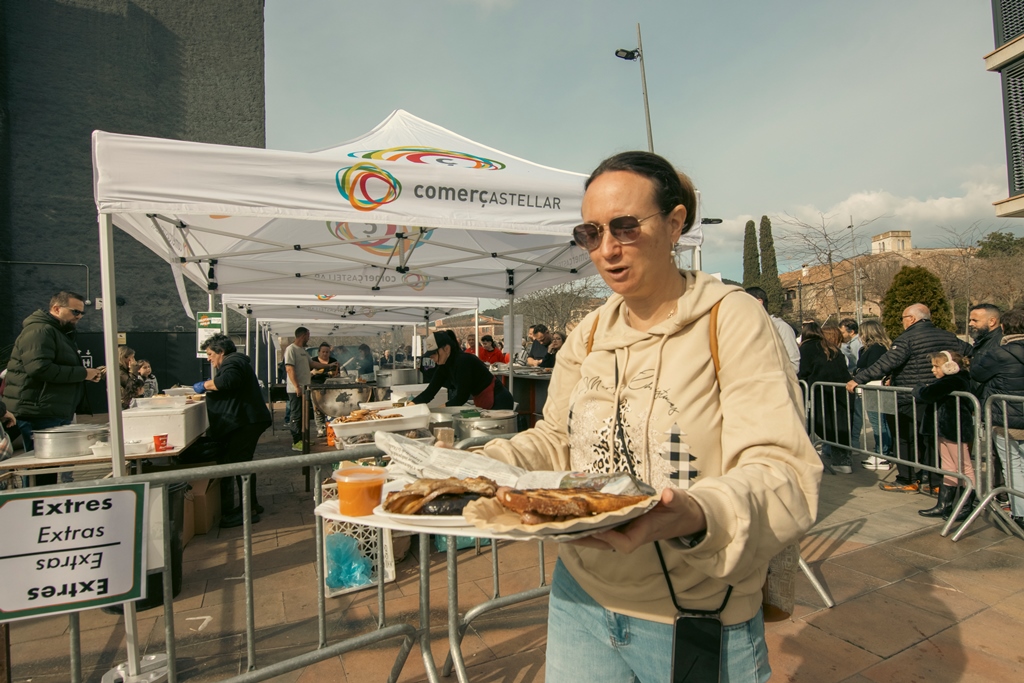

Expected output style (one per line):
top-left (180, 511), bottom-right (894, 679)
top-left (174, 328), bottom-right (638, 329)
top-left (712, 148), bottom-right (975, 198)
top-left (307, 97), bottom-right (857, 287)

top-left (153, 434), bottom-right (169, 451)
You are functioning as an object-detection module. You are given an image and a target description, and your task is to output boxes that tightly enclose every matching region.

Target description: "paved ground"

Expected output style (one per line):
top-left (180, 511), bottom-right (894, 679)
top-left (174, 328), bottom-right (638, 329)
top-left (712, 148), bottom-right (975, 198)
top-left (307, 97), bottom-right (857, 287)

top-left (7, 419), bottom-right (1024, 682)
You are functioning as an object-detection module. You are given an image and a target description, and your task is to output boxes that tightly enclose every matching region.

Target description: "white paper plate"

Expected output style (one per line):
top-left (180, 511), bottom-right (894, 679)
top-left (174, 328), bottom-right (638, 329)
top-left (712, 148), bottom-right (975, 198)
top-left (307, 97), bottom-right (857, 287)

top-left (371, 505), bottom-right (469, 527)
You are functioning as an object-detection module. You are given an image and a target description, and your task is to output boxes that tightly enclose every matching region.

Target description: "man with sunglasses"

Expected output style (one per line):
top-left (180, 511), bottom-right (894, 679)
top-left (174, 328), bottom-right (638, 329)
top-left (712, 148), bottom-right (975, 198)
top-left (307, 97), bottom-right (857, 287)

top-left (3, 291), bottom-right (104, 455)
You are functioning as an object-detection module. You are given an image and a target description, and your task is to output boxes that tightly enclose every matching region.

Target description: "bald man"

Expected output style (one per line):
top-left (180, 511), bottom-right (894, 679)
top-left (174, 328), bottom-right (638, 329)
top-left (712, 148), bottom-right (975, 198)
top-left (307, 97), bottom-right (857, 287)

top-left (846, 304), bottom-right (972, 493)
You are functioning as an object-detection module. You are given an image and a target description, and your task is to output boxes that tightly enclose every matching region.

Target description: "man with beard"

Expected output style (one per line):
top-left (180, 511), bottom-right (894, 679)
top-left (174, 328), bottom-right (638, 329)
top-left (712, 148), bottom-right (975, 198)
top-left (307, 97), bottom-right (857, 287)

top-left (968, 304), bottom-right (1003, 365)
top-left (3, 292), bottom-right (104, 483)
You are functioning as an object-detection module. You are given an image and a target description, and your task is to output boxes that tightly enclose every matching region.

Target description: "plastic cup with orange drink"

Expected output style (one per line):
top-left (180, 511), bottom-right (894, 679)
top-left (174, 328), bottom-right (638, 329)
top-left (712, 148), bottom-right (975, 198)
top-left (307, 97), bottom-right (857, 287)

top-left (333, 466), bottom-right (388, 517)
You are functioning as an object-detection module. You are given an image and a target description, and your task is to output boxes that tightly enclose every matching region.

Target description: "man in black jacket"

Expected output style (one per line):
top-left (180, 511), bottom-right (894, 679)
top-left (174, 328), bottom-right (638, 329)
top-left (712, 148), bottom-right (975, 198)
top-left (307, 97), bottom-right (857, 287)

top-left (968, 304), bottom-right (1003, 361)
top-left (846, 304), bottom-right (972, 492)
top-left (3, 291), bottom-right (104, 446)
top-left (970, 307), bottom-right (1024, 528)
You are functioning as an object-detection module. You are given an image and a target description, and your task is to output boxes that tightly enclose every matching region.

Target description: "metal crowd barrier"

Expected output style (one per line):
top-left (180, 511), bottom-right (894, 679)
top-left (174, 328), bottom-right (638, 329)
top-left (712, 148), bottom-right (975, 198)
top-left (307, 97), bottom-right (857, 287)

top-left (807, 382), bottom-right (983, 538)
top-left (953, 394), bottom-right (1024, 542)
top-left (10, 443), bottom-right (547, 683)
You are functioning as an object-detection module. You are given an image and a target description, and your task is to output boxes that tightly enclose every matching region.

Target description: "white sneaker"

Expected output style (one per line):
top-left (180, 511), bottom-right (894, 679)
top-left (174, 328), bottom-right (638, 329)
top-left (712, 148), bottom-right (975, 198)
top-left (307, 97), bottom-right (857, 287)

top-left (861, 456), bottom-right (891, 470)
top-left (833, 464), bottom-right (853, 474)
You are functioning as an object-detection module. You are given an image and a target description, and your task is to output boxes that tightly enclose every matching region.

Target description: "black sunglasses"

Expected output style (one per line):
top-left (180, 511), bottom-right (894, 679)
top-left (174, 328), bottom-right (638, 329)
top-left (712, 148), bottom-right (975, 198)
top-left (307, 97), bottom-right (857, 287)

top-left (572, 211), bottom-right (663, 251)
top-left (64, 307), bottom-right (85, 316)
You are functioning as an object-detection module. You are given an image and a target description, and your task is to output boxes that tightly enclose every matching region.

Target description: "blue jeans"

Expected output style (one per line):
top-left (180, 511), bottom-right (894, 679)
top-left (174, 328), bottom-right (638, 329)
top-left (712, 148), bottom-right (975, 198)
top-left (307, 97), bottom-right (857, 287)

top-left (849, 395), bottom-right (863, 450)
top-left (546, 560), bottom-right (771, 683)
top-left (865, 411), bottom-right (892, 455)
top-left (993, 433), bottom-right (1024, 518)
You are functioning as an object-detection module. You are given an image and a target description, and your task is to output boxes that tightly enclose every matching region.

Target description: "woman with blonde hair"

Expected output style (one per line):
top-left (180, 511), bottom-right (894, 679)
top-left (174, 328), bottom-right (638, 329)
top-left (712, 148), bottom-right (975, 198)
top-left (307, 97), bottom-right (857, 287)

top-left (857, 320), bottom-right (893, 469)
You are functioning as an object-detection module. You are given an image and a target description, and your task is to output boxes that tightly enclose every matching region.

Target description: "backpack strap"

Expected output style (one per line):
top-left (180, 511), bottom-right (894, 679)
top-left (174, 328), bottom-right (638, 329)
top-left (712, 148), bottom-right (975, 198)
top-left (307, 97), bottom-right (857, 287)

top-left (709, 300), bottom-right (721, 375)
top-left (585, 314), bottom-right (600, 356)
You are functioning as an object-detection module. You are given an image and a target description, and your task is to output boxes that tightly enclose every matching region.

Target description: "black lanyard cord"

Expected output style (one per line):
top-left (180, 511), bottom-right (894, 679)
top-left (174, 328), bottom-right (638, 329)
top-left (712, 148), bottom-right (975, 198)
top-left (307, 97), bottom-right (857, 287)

top-left (654, 541), bottom-right (732, 616)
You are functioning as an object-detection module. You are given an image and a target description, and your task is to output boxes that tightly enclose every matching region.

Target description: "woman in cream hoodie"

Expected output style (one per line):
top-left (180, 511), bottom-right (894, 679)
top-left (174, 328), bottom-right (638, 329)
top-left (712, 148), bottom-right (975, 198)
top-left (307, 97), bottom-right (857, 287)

top-left (482, 152), bottom-right (822, 682)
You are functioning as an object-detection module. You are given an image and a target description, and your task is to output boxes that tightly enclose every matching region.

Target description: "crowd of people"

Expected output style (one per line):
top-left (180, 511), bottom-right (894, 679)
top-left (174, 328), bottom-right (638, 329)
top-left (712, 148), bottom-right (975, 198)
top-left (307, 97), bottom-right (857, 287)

top-left (766, 297), bottom-right (1024, 528)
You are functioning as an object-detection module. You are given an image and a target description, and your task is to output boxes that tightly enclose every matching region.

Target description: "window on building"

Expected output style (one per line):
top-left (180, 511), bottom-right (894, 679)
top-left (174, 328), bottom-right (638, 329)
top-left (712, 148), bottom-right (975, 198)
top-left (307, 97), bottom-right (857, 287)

top-left (995, 1), bottom-right (1024, 46)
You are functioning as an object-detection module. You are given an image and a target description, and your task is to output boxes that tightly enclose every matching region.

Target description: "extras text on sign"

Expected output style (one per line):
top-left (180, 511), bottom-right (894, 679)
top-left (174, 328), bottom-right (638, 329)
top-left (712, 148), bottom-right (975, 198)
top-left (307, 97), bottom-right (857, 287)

top-left (0, 483), bottom-right (147, 622)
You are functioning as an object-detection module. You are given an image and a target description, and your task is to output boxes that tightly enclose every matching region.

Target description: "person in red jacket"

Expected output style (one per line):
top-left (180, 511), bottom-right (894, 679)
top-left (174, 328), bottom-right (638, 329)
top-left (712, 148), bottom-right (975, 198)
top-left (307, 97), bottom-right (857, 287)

top-left (477, 334), bottom-right (509, 364)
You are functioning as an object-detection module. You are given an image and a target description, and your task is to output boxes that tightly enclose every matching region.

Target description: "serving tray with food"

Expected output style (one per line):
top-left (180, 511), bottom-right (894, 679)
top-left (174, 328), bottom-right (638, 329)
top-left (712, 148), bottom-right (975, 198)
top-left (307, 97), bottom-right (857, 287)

top-left (314, 432), bottom-right (660, 540)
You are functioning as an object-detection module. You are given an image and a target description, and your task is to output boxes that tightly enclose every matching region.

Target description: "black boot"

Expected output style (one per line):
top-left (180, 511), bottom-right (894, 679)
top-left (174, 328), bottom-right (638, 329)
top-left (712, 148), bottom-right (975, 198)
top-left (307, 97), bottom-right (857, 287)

top-left (234, 474), bottom-right (264, 515)
top-left (919, 484), bottom-right (956, 518)
top-left (944, 489), bottom-right (976, 522)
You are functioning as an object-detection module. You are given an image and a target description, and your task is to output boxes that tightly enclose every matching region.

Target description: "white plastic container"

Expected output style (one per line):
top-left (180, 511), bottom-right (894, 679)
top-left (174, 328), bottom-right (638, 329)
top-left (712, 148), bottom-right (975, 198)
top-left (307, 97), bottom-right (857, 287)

top-left (90, 440), bottom-right (153, 457)
top-left (122, 402), bottom-right (209, 450)
top-left (329, 404), bottom-right (430, 440)
top-left (133, 396), bottom-right (188, 410)
top-left (164, 387), bottom-right (196, 396)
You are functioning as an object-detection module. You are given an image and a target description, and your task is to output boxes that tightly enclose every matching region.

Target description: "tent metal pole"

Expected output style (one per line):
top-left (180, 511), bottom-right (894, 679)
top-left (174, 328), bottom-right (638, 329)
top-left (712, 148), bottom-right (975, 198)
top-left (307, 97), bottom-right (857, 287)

top-left (474, 307), bottom-right (480, 354)
top-left (507, 295), bottom-right (514, 395)
top-left (254, 320), bottom-right (260, 380)
top-left (208, 292), bottom-right (214, 310)
top-left (99, 214), bottom-right (127, 477)
top-left (246, 315), bottom-right (252, 358)
top-left (99, 213), bottom-right (141, 678)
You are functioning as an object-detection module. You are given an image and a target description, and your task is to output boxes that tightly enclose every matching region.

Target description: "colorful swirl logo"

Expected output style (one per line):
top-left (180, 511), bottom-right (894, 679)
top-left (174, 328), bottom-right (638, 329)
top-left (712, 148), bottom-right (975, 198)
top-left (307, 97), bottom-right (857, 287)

top-left (326, 222), bottom-right (433, 257)
top-left (403, 272), bottom-right (430, 291)
top-left (335, 162), bottom-right (401, 212)
top-left (348, 147), bottom-right (505, 171)
top-left (316, 295), bottom-right (335, 301)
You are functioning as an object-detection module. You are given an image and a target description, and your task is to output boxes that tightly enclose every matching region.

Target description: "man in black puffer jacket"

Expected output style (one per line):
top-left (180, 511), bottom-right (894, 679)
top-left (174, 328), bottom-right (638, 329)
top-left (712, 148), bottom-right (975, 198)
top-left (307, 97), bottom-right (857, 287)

top-left (846, 304), bottom-right (972, 493)
top-left (3, 292), bottom-right (105, 444)
top-left (970, 307), bottom-right (1024, 528)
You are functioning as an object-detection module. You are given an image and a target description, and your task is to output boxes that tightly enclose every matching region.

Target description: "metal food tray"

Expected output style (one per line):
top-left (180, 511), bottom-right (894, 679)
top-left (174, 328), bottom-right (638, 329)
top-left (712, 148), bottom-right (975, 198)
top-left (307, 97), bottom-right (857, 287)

top-left (328, 404), bottom-right (430, 439)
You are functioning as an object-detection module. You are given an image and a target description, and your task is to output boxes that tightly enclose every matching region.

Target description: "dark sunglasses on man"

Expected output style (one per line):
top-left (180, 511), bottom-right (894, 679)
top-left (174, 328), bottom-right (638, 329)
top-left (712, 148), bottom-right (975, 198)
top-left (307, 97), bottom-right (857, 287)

top-left (64, 307), bottom-right (85, 316)
top-left (572, 211), bottom-right (663, 252)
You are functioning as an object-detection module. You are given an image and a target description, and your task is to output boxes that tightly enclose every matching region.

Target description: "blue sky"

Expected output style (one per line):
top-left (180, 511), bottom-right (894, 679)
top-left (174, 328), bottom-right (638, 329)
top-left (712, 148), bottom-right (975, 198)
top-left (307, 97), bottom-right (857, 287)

top-left (265, 0), bottom-right (1016, 282)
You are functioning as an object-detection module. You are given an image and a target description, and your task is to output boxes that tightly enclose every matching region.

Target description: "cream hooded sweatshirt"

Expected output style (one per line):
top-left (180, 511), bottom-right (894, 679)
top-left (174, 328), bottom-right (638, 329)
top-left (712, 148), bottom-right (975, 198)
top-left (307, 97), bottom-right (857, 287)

top-left (483, 270), bottom-right (822, 626)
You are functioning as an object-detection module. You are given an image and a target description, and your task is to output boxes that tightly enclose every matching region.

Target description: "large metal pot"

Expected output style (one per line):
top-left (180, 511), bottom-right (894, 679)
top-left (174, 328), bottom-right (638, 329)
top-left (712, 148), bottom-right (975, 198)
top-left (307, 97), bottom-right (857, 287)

top-left (452, 411), bottom-right (518, 442)
top-left (309, 381), bottom-right (376, 417)
top-left (375, 367), bottom-right (420, 388)
top-left (34, 424), bottom-right (109, 459)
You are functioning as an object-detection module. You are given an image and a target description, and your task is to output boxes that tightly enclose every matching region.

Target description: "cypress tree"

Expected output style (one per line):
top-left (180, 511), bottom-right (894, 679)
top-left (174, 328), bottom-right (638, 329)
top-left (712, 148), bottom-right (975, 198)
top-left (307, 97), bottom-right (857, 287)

top-left (881, 266), bottom-right (954, 339)
top-left (742, 220), bottom-right (760, 288)
top-left (758, 215), bottom-right (784, 316)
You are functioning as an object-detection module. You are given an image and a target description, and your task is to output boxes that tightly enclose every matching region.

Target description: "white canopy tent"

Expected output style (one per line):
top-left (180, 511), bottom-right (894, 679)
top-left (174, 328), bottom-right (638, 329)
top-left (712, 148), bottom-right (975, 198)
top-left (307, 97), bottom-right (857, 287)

top-left (92, 109), bottom-right (709, 458)
top-left (222, 294), bottom-right (481, 384)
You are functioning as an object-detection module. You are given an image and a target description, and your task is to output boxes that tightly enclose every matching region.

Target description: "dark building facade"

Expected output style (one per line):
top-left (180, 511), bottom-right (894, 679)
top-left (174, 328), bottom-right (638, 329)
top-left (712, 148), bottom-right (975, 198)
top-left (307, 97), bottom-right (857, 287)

top-left (990, 1), bottom-right (1024, 216)
top-left (0, 0), bottom-right (265, 351)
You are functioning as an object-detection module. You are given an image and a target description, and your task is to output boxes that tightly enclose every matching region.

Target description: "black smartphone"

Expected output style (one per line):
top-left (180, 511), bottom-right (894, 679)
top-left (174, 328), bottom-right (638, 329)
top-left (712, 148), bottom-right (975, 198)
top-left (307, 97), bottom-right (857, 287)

top-left (671, 612), bottom-right (723, 683)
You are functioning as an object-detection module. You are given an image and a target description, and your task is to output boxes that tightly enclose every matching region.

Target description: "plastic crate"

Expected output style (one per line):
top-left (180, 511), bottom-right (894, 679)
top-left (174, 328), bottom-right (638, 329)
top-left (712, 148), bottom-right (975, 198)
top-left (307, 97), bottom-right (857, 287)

top-left (320, 481), bottom-right (396, 597)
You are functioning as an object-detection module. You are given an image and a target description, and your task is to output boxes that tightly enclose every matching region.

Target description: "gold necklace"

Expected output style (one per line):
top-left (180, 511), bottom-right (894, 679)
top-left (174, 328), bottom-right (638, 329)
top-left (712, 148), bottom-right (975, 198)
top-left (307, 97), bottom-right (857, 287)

top-left (624, 303), bottom-right (677, 327)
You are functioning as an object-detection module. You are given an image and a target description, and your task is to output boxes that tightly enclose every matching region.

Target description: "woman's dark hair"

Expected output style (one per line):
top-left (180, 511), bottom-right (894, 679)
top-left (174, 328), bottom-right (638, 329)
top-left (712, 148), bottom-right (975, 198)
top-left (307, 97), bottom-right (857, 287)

top-left (200, 333), bottom-right (236, 355)
top-left (800, 322), bottom-right (838, 360)
top-left (480, 334), bottom-right (495, 344)
top-left (358, 343), bottom-right (372, 357)
top-left (585, 151), bottom-right (697, 234)
top-left (1003, 307), bottom-right (1024, 335)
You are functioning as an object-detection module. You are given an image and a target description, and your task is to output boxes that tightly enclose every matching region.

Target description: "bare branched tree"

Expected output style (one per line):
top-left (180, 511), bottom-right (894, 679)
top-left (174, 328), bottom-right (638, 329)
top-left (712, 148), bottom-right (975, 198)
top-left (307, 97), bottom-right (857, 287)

top-left (776, 212), bottom-right (883, 318)
top-left (511, 276), bottom-right (608, 334)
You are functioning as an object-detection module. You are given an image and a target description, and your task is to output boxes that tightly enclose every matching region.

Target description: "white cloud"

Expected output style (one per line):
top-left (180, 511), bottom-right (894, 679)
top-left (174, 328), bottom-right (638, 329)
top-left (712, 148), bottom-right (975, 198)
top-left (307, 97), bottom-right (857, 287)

top-left (703, 165), bottom-right (1023, 279)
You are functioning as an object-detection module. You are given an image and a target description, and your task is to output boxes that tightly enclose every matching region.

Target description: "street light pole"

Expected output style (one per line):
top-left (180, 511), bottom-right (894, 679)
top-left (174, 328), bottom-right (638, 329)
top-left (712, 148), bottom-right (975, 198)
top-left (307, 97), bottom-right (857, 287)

top-left (849, 218), bottom-right (862, 325)
top-left (636, 23), bottom-right (653, 153)
top-left (616, 23), bottom-right (654, 152)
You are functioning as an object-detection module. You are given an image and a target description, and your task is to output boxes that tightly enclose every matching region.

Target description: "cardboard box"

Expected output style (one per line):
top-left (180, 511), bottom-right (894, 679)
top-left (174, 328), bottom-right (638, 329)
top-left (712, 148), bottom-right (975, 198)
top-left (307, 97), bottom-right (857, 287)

top-left (189, 478), bottom-right (221, 534)
top-left (182, 490), bottom-right (195, 547)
